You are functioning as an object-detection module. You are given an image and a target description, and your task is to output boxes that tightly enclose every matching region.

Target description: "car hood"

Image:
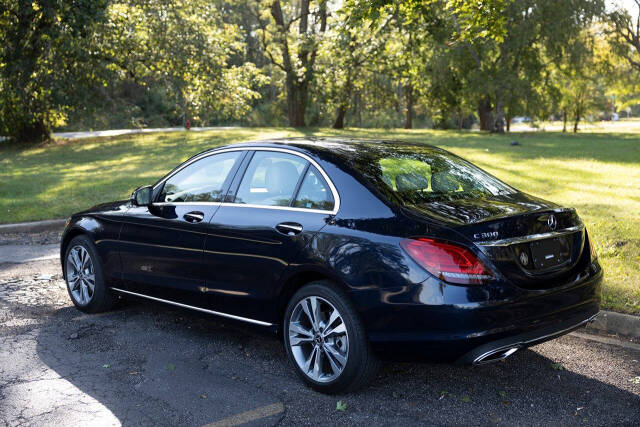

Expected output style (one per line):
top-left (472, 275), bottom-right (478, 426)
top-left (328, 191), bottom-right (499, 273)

top-left (402, 192), bottom-right (560, 226)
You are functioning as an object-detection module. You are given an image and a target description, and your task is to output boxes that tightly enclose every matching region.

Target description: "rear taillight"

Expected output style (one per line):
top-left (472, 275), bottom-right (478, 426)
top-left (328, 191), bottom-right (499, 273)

top-left (400, 237), bottom-right (493, 285)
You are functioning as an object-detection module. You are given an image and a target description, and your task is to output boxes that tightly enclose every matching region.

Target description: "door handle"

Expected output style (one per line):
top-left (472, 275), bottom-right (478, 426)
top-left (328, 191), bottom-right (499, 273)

top-left (276, 222), bottom-right (303, 236)
top-left (183, 211), bottom-right (205, 223)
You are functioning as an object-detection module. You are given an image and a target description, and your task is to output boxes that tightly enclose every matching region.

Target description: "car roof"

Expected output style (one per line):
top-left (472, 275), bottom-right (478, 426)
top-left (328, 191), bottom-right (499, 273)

top-left (204, 137), bottom-right (446, 163)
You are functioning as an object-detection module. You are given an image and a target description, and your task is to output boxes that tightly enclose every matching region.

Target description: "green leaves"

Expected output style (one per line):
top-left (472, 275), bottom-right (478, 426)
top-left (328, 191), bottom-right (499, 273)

top-left (336, 400), bottom-right (347, 411)
top-left (551, 362), bottom-right (565, 371)
top-left (0, 0), bottom-right (616, 139)
top-left (0, 0), bottom-right (109, 142)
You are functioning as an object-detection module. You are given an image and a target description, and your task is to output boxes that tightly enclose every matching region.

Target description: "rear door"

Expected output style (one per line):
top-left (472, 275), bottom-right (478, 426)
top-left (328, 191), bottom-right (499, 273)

top-left (118, 150), bottom-right (247, 304)
top-left (201, 149), bottom-right (339, 322)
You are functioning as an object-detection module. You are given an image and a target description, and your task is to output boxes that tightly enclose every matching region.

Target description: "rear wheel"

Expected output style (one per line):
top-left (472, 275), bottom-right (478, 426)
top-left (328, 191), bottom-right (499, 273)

top-left (64, 235), bottom-right (116, 313)
top-left (283, 281), bottom-right (380, 393)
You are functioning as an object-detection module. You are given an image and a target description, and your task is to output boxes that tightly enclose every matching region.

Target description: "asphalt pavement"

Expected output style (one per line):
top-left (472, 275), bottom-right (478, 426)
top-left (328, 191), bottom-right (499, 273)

top-left (1, 232), bottom-right (638, 426)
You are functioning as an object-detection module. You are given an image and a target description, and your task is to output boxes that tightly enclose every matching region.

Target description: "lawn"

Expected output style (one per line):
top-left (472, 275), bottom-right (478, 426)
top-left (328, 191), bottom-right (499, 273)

top-left (1, 127), bottom-right (639, 314)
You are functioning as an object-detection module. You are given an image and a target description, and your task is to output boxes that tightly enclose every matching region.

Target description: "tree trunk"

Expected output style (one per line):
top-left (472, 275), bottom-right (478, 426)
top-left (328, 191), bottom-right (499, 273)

top-left (286, 78), bottom-right (306, 127)
top-left (505, 112), bottom-right (511, 132)
top-left (477, 98), bottom-right (493, 131)
top-left (356, 91), bottom-right (362, 127)
top-left (573, 105), bottom-right (581, 133)
top-left (562, 110), bottom-right (567, 133)
top-left (492, 99), bottom-right (505, 133)
top-left (404, 84), bottom-right (413, 129)
top-left (333, 70), bottom-right (353, 129)
top-left (268, 0), bottom-right (325, 128)
top-left (15, 120), bottom-right (51, 143)
top-left (333, 105), bottom-right (347, 129)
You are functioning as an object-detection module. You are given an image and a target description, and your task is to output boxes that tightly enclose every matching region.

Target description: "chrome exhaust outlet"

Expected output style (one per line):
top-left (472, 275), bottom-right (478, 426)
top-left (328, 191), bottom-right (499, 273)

top-left (473, 346), bottom-right (521, 365)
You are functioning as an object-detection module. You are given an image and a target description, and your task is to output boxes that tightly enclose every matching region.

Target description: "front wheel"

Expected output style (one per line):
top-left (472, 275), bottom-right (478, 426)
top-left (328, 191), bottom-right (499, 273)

top-left (283, 281), bottom-right (380, 393)
top-left (64, 235), bottom-right (116, 313)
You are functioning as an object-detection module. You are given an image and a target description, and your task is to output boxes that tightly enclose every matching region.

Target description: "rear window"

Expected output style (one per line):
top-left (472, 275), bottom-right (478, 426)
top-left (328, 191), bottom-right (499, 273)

top-left (358, 151), bottom-right (515, 204)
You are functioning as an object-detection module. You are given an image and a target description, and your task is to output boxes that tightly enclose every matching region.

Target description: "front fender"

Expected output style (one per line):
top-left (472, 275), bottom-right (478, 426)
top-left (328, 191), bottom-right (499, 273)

top-left (60, 215), bottom-right (124, 282)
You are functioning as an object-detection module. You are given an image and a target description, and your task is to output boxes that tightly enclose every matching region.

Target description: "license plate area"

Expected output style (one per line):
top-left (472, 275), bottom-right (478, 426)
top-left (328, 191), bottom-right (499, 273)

top-left (530, 237), bottom-right (571, 270)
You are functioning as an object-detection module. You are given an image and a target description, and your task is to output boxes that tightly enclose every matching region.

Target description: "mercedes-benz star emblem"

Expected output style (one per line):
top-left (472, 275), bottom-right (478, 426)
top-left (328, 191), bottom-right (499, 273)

top-left (519, 251), bottom-right (529, 266)
top-left (547, 214), bottom-right (557, 230)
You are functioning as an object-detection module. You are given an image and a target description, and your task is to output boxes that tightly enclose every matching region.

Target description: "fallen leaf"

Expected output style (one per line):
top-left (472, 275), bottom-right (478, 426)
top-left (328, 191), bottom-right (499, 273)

top-left (103, 364), bottom-right (110, 368)
top-left (498, 390), bottom-right (506, 398)
top-left (461, 395), bottom-right (471, 403)
top-left (336, 400), bottom-right (347, 411)
top-left (551, 362), bottom-right (564, 371)
top-left (167, 363), bottom-right (175, 371)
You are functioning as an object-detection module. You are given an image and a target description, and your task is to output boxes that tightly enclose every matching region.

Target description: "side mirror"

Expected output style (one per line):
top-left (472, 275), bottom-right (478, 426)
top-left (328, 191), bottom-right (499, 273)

top-left (131, 185), bottom-right (153, 206)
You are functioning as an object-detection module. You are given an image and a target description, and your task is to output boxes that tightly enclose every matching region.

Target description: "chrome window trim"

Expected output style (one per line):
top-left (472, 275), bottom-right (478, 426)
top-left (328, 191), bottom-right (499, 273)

top-left (110, 287), bottom-right (273, 327)
top-left (152, 146), bottom-right (340, 215)
top-left (476, 224), bottom-right (584, 247)
top-left (152, 202), bottom-right (220, 206)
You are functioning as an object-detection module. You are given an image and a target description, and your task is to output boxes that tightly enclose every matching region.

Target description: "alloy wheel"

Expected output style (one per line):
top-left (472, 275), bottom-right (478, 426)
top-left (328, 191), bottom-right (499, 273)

top-left (288, 296), bottom-right (349, 383)
top-left (66, 245), bottom-right (95, 305)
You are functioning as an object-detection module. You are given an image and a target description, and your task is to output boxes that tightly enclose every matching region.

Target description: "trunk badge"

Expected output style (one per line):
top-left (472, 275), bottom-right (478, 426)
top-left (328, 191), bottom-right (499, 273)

top-left (473, 231), bottom-right (499, 240)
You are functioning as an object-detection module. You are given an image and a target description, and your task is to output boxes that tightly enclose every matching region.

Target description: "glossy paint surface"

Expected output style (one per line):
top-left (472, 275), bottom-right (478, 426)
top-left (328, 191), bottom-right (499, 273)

top-left (60, 138), bottom-right (602, 361)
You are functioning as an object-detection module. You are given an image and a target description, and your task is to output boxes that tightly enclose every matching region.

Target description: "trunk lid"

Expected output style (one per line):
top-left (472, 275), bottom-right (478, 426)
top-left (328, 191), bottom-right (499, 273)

top-left (404, 193), bottom-right (587, 289)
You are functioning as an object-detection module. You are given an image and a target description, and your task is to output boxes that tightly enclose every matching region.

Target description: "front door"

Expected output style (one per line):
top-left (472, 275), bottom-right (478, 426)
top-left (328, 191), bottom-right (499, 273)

top-left (118, 150), bottom-right (247, 305)
top-left (202, 149), bottom-right (338, 322)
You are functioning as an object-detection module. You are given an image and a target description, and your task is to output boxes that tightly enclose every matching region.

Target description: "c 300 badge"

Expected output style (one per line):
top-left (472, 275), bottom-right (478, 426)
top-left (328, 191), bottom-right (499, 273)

top-left (473, 231), bottom-right (499, 240)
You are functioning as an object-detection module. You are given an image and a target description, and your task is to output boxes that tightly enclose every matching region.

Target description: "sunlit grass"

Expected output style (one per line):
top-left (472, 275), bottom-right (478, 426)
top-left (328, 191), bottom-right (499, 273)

top-left (1, 126), bottom-right (639, 314)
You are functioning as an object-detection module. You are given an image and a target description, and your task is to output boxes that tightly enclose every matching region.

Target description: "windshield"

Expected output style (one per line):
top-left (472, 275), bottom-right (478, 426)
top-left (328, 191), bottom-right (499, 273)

top-left (356, 149), bottom-right (515, 204)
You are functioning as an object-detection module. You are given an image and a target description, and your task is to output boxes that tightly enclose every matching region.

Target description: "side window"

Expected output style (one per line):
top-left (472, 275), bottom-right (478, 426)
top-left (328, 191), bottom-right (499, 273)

top-left (235, 151), bottom-right (307, 207)
top-left (159, 151), bottom-right (242, 203)
top-left (293, 166), bottom-right (335, 211)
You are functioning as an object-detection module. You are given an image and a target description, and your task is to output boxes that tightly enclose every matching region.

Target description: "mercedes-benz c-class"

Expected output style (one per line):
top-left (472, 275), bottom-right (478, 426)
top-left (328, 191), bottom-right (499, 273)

top-left (61, 138), bottom-right (601, 393)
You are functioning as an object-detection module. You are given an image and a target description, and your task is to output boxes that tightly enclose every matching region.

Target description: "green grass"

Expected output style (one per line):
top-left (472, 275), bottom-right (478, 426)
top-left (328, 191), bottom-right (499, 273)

top-left (1, 127), bottom-right (639, 314)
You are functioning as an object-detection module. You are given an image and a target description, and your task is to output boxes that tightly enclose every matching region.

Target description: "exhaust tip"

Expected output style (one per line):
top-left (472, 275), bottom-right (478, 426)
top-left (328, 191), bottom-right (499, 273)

top-left (473, 346), bottom-right (520, 365)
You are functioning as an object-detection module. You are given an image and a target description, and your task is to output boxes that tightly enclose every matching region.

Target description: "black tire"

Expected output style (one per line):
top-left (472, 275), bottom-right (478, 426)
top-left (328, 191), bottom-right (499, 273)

top-left (283, 281), bottom-right (380, 394)
top-left (63, 235), bottom-right (116, 313)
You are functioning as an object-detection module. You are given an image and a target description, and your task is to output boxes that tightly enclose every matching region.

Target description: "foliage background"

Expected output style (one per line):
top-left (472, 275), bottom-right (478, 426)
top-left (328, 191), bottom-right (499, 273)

top-left (2, 0), bottom-right (640, 138)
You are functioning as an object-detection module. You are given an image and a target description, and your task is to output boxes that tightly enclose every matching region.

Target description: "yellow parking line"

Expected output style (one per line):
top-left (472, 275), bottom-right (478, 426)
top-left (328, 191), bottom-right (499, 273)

top-left (203, 402), bottom-right (284, 427)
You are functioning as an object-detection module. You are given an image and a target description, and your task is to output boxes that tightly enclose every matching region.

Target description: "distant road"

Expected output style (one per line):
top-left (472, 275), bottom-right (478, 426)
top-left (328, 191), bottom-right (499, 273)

top-left (0, 126), bottom-right (240, 142)
top-left (53, 126), bottom-right (239, 139)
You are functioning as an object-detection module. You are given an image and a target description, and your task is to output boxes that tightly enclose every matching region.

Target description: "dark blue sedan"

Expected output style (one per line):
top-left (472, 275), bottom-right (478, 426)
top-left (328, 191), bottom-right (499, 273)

top-left (60, 138), bottom-right (602, 393)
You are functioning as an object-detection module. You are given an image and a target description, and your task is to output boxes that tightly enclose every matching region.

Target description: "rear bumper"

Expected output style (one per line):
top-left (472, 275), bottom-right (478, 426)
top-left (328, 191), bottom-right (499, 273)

top-left (351, 263), bottom-right (602, 362)
top-left (456, 311), bottom-right (598, 365)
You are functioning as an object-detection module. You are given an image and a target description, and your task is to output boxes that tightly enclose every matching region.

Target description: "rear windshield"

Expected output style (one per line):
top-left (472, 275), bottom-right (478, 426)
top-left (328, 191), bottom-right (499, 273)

top-left (356, 150), bottom-right (515, 204)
